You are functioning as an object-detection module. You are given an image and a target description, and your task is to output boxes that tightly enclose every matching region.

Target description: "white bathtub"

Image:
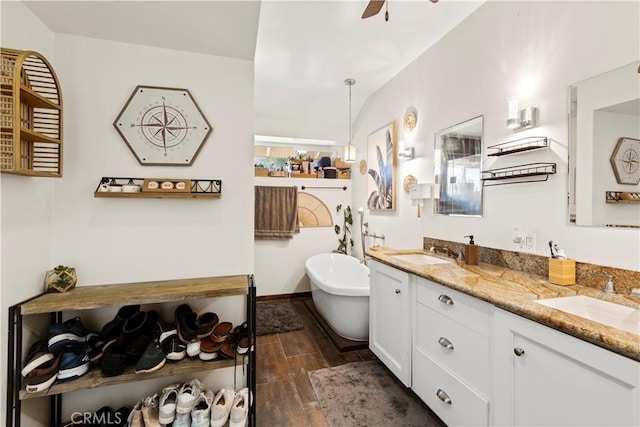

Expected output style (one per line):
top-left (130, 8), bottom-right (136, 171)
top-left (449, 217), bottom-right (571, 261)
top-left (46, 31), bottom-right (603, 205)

top-left (305, 253), bottom-right (370, 341)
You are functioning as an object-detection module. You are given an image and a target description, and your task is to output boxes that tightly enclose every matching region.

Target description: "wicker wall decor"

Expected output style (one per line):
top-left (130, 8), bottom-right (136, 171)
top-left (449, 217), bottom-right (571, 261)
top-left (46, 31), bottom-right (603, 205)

top-left (1, 48), bottom-right (63, 177)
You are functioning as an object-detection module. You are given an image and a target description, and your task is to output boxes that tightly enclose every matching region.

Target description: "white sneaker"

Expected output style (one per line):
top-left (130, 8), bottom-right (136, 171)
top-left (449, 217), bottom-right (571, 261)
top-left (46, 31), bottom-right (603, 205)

top-left (191, 389), bottom-right (214, 427)
top-left (228, 388), bottom-right (251, 427)
top-left (177, 378), bottom-right (204, 414)
top-left (158, 387), bottom-right (179, 425)
top-left (173, 411), bottom-right (191, 427)
top-left (186, 339), bottom-right (201, 357)
top-left (210, 386), bottom-right (236, 427)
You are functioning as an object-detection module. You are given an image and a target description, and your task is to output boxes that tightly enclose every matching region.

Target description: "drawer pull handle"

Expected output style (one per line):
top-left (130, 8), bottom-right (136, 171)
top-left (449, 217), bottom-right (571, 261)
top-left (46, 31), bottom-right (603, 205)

top-left (395, 289), bottom-right (401, 294)
top-left (514, 347), bottom-right (525, 357)
top-left (438, 294), bottom-right (454, 305)
top-left (436, 389), bottom-right (452, 405)
top-left (438, 337), bottom-right (454, 350)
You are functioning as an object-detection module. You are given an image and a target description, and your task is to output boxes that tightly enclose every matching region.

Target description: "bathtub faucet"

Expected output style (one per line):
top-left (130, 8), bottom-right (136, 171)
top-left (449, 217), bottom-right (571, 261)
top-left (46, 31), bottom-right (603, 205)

top-left (429, 246), bottom-right (450, 256)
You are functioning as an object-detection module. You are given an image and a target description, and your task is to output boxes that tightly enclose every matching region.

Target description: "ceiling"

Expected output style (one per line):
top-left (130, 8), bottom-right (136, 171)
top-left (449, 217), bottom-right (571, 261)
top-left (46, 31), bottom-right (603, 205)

top-left (23, 0), bottom-right (483, 141)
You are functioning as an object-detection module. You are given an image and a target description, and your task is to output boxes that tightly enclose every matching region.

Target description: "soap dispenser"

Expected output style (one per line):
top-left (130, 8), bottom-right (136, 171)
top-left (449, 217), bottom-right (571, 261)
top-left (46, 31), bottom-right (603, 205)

top-left (464, 235), bottom-right (479, 265)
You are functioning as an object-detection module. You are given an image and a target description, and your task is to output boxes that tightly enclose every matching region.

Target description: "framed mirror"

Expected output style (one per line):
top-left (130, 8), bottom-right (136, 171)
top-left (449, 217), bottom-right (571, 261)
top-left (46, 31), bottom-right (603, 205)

top-left (434, 115), bottom-right (483, 216)
top-left (568, 61), bottom-right (640, 228)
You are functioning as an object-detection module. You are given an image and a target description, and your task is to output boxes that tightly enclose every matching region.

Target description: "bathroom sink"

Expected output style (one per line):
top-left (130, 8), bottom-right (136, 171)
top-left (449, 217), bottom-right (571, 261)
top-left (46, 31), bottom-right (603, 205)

top-left (391, 253), bottom-right (452, 266)
top-left (534, 295), bottom-right (640, 335)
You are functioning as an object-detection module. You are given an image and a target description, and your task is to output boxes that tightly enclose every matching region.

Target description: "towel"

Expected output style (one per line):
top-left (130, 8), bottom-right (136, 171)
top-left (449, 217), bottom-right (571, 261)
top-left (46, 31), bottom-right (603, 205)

top-left (255, 186), bottom-right (300, 240)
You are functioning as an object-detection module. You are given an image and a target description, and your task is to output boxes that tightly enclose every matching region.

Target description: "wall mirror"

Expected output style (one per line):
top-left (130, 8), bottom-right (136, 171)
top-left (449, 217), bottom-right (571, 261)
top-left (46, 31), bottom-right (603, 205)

top-left (434, 115), bottom-right (483, 216)
top-left (569, 61), bottom-right (640, 228)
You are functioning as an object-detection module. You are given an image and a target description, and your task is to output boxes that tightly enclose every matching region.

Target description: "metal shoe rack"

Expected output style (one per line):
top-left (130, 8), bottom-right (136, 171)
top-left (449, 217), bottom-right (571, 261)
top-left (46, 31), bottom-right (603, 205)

top-left (6, 275), bottom-right (257, 427)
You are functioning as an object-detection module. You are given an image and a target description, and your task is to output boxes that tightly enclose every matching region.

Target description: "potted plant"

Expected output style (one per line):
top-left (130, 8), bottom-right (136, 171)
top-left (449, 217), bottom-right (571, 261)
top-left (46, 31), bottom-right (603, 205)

top-left (44, 265), bottom-right (77, 293)
top-left (334, 204), bottom-right (354, 255)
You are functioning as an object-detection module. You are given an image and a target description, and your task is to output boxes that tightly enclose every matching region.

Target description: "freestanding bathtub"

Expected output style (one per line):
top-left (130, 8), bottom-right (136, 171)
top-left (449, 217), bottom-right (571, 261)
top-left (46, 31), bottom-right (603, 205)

top-left (304, 253), bottom-right (370, 341)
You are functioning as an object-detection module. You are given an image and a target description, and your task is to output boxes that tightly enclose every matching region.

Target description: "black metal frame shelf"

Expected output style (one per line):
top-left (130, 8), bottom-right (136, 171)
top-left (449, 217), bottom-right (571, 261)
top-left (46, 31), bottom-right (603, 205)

top-left (481, 162), bottom-right (556, 186)
top-left (487, 136), bottom-right (549, 157)
top-left (93, 177), bottom-right (222, 199)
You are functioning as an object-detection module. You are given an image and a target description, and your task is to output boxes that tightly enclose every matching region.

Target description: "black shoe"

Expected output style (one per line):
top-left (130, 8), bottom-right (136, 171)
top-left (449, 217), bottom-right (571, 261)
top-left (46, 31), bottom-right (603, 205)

top-left (135, 338), bottom-right (166, 374)
top-left (175, 304), bottom-right (198, 344)
top-left (195, 312), bottom-right (219, 339)
top-left (22, 340), bottom-right (54, 377)
top-left (100, 305), bottom-right (140, 341)
top-left (48, 317), bottom-right (98, 355)
top-left (162, 336), bottom-right (187, 362)
top-left (100, 345), bottom-right (128, 377)
top-left (113, 407), bottom-right (131, 427)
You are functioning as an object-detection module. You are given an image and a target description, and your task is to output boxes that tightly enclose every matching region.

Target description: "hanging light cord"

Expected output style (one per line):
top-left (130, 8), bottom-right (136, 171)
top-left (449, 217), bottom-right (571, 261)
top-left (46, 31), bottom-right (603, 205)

top-left (348, 82), bottom-right (352, 144)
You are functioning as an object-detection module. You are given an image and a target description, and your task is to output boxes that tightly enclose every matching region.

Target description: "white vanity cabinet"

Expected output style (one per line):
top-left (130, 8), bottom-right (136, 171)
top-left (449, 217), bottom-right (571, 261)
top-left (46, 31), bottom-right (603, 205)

top-left (412, 277), bottom-right (491, 427)
top-left (492, 308), bottom-right (640, 427)
top-left (368, 260), bottom-right (412, 386)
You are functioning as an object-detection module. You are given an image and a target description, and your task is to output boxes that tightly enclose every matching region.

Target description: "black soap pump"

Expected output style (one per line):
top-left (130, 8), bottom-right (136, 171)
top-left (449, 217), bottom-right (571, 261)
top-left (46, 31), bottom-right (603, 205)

top-left (464, 235), bottom-right (479, 265)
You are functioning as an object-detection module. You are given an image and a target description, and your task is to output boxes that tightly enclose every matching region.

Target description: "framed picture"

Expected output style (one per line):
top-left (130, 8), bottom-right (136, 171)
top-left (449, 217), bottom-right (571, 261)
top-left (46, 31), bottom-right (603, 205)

top-left (367, 122), bottom-right (397, 210)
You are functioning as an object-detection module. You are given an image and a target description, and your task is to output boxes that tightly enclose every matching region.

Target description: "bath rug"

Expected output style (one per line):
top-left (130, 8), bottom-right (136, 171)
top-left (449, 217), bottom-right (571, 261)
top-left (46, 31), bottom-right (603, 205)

top-left (309, 360), bottom-right (446, 427)
top-left (256, 300), bottom-right (304, 335)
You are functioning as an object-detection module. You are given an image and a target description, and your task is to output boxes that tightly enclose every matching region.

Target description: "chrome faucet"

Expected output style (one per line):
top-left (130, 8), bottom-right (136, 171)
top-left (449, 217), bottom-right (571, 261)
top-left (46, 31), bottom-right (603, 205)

top-left (593, 274), bottom-right (616, 294)
top-left (429, 246), bottom-right (450, 256)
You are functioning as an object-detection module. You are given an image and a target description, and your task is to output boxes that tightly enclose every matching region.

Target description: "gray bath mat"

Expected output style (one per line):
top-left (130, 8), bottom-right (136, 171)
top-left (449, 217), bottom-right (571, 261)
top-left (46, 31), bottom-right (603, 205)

top-left (256, 300), bottom-right (304, 335)
top-left (308, 360), bottom-right (445, 427)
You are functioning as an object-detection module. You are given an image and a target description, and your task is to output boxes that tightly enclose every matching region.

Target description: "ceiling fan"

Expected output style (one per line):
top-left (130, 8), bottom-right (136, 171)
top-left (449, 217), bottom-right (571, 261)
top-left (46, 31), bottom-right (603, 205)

top-left (362, 0), bottom-right (439, 22)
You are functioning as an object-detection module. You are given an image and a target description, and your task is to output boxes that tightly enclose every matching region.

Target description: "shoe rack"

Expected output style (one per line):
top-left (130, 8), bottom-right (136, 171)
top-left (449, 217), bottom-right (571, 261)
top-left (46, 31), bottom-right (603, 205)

top-left (6, 275), bottom-right (257, 427)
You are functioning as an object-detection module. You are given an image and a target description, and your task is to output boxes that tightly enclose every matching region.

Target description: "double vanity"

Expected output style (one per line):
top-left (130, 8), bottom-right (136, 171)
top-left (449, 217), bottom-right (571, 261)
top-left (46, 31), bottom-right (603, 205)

top-left (367, 248), bottom-right (640, 427)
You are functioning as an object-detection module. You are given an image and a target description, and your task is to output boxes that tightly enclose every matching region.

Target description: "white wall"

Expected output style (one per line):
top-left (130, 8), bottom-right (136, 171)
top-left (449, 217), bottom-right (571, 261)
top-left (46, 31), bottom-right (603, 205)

top-left (0, 2), bottom-right (55, 424)
top-left (351, 1), bottom-right (640, 271)
top-left (254, 177), bottom-right (352, 296)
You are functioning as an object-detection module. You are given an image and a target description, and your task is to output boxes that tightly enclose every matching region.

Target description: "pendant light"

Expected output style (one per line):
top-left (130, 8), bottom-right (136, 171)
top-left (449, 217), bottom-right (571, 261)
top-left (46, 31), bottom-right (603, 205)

top-left (344, 78), bottom-right (356, 163)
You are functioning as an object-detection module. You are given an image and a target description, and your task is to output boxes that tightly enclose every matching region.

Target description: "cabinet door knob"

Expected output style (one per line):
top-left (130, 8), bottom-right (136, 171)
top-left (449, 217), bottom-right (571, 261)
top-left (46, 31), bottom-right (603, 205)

top-left (438, 337), bottom-right (454, 350)
top-left (395, 289), bottom-right (401, 294)
top-left (436, 389), bottom-right (452, 405)
top-left (438, 294), bottom-right (454, 305)
top-left (514, 347), bottom-right (525, 357)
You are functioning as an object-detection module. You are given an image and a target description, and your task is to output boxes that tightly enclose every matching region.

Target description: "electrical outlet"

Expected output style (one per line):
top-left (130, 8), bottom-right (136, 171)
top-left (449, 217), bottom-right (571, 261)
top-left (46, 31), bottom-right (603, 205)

top-left (513, 230), bottom-right (536, 253)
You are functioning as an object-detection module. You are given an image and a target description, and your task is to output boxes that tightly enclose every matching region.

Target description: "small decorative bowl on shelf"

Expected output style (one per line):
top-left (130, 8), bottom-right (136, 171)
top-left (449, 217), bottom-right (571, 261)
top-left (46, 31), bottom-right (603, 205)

top-left (44, 265), bottom-right (77, 293)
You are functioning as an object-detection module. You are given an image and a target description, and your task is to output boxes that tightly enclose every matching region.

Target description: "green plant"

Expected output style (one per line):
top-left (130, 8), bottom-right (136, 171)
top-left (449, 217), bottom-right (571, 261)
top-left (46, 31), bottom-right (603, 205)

top-left (367, 128), bottom-right (394, 209)
top-left (52, 265), bottom-right (74, 288)
top-left (334, 204), bottom-right (354, 255)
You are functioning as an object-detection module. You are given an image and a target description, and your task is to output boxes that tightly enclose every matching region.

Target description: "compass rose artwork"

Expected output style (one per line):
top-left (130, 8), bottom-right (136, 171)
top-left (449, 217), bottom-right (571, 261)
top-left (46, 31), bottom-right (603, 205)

top-left (113, 86), bottom-right (212, 165)
top-left (610, 137), bottom-right (640, 185)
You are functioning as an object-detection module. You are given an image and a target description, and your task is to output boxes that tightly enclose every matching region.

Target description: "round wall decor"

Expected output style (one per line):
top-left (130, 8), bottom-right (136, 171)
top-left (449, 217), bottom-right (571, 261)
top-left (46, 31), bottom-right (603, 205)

top-left (403, 111), bottom-right (417, 132)
top-left (359, 159), bottom-right (368, 175)
top-left (403, 174), bottom-right (417, 193)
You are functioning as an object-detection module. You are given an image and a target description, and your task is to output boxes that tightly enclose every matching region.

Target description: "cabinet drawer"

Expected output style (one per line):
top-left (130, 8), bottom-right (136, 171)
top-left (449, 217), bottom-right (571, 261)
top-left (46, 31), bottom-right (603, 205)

top-left (416, 277), bottom-right (489, 337)
top-left (413, 349), bottom-right (489, 427)
top-left (415, 302), bottom-right (489, 393)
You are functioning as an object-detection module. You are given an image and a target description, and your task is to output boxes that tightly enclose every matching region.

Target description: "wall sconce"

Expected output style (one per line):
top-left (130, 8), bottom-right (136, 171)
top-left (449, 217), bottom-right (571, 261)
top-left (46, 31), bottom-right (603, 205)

top-left (507, 99), bottom-right (537, 132)
top-left (398, 147), bottom-right (415, 160)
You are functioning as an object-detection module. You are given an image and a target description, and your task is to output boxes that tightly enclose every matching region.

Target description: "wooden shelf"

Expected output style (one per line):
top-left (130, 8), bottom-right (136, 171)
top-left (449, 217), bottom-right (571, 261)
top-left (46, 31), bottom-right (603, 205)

top-left (94, 192), bottom-right (221, 199)
top-left (19, 85), bottom-right (61, 110)
top-left (20, 275), bottom-right (249, 315)
top-left (20, 356), bottom-right (244, 400)
top-left (20, 127), bottom-right (61, 144)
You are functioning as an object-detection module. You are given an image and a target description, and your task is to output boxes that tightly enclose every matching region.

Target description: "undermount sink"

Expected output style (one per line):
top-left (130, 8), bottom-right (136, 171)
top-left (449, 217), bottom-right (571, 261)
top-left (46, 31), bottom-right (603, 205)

top-left (391, 253), bottom-right (452, 266)
top-left (534, 295), bottom-right (640, 335)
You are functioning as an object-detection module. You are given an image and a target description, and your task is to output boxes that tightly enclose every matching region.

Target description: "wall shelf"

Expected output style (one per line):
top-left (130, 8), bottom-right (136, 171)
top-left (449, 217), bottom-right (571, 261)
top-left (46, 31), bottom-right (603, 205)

top-left (605, 191), bottom-right (640, 204)
top-left (93, 177), bottom-right (222, 199)
top-left (481, 162), bottom-right (556, 186)
top-left (487, 136), bottom-right (549, 157)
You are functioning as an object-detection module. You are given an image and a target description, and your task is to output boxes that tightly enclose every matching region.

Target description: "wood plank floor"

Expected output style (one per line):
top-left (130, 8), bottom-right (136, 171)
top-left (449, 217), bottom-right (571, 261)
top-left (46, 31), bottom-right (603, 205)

top-left (256, 298), bottom-right (377, 426)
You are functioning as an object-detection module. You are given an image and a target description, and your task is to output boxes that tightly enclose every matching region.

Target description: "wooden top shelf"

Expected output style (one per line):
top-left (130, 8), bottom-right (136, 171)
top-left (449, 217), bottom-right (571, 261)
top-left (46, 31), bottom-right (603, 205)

top-left (94, 192), bottom-right (221, 199)
top-left (20, 275), bottom-right (250, 315)
top-left (20, 356), bottom-right (243, 400)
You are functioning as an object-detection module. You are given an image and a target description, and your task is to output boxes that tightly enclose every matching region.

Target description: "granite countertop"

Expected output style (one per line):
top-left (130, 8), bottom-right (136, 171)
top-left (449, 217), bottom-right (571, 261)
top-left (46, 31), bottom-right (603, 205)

top-left (367, 248), bottom-right (640, 361)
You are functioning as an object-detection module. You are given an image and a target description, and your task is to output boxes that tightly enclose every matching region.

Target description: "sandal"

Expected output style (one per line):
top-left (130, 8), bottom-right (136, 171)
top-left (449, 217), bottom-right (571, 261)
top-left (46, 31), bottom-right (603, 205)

top-left (234, 323), bottom-right (253, 355)
top-left (211, 321), bottom-right (233, 343)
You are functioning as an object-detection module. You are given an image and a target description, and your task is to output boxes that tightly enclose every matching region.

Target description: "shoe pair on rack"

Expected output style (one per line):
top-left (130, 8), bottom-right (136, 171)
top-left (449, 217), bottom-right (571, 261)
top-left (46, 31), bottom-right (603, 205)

top-left (22, 340), bottom-right (61, 393)
top-left (45, 317), bottom-right (98, 384)
top-left (200, 321), bottom-right (253, 362)
top-left (128, 394), bottom-right (160, 427)
top-left (175, 304), bottom-right (219, 358)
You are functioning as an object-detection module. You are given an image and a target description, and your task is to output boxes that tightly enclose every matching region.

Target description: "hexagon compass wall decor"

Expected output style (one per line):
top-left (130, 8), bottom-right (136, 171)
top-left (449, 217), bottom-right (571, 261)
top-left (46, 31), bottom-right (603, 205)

top-left (113, 85), bottom-right (212, 165)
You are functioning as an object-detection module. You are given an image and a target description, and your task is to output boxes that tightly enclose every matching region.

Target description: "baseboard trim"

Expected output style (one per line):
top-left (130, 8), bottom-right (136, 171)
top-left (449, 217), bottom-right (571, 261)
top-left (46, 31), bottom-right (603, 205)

top-left (257, 291), bottom-right (312, 302)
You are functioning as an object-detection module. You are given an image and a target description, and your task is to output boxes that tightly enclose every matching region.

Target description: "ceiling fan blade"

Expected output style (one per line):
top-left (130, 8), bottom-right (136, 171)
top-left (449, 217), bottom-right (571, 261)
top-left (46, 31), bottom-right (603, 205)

top-left (362, 0), bottom-right (385, 19)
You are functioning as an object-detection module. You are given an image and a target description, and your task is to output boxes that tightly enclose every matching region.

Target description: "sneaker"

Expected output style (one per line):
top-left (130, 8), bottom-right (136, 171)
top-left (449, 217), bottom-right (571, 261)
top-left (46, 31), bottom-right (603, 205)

top-left (48, 317), bottom-right (98, 354)
top-left (228, 388), bottom-right (251, 427)
top-left (57, 346), bottom-right (91, 381)
top-left (173, 412), bottom-right (191, 427)
top-left (234, 323), bottom-right (253, 355)
top-left (24, 353), bottom-right (61, 393)
top-left (191, 389), bottom-right (214, 427)
top-left (186, 339), bottom-right (201, 358)
top-left (195, 312), bottom-right (219, 339)
top-left (22, 340), bottom-right (54, 377)
top-left (142, 394), bottom-right (160, 427)
top-left (175, 304), bottom-right (198, 344)
top-left (210, 386), bottom-right (236, 427)
top-left (176, 378), bottom-right (204, 414)
top-left (135, 338), bottom-right (166, 374)
top-left (100, 345), bottom-right (128, 377)
top-left (158, 387), bottom-right (179, 425)
top-left (128, 400), bottom-right (144, 427)
top-left (157, 319), bottom-right (178, 344)
top-left (163, 335), bottom-right (187, 361)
